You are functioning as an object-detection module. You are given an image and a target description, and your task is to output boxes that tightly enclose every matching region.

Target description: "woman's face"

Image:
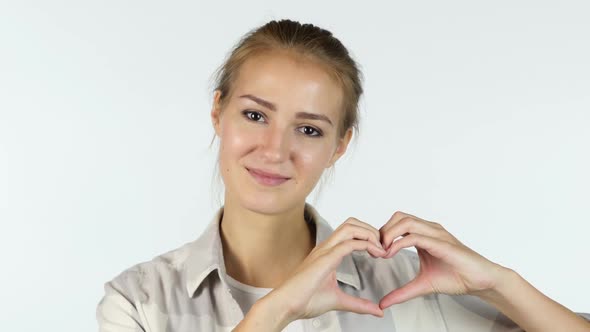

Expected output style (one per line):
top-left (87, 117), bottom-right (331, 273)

top-left (211, 50), bottom-right (352, 214)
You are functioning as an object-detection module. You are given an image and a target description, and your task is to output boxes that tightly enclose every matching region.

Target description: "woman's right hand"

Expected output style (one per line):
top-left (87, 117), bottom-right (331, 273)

top-left (269, 217), bottom-right (388, 323)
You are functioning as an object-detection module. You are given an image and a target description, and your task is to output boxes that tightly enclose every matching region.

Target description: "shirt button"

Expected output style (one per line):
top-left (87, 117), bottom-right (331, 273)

top-left (312, 318), bottom-right (321, 328)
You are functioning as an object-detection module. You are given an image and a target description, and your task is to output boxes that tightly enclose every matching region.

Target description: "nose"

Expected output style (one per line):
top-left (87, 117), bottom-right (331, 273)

top-left (259, 125), bottom-right (290, 162)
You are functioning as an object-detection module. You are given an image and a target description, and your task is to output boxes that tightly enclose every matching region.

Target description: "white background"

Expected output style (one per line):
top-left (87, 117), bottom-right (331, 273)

top-left (1, 1), bottom-right (589, 331)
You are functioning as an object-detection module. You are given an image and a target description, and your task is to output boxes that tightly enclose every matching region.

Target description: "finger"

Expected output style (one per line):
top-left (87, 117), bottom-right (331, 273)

top-left (324, 222), bottom-right (384, 252)
top-left (338, 220), bottom-right (389, 258)
top-left (336, 218), bottom-right (384, 250)
top-left (336, 290), bottom-right (385, 318)
top-left (384, 233), bottom-right (452, 259)
top-left (380, 211), bottom-right (439, 236)
top-left (379, 211), bottom-right (412, 247)
top-left (326, 239), bottom-right (386, 269)
top-left (315, 239), bottom-right (385, 273)
top-left (340, 218), bottom-right (382, 250)
top-left (381, 217), bottom-right (452, 251)
top-left (379, 274), bottom-right (432, 309)
top-left (368, 248), bottom-right (388, 259)
top-left (379, 211), bottom-right (414, 235)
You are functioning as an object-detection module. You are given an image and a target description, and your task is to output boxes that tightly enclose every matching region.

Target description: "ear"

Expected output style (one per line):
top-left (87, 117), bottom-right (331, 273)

top-left (210, 90), bottom-right (223, 137)
top-left (327, 128), bottom-right (353, 168)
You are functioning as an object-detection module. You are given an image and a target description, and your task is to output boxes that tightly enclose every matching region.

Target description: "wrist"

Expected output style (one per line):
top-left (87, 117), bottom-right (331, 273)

top-left (474, 265), bottom-right (520, 304)
top-left (233, 296), bottom-right (290, 332)
top-left (253, 291), bottom-right (295, 331)
top-left (468, 265), bottom-right (590, 331)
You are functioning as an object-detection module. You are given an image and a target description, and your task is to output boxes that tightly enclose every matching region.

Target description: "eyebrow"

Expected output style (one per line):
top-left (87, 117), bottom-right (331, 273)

top-left (239, 94), bottom-right (333, 127)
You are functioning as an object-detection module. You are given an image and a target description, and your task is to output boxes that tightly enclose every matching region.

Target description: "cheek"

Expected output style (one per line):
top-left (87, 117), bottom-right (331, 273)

top-left (298, 147), bottom-right (332, 174)
top-left (218, 122), bottom-right (251, 166)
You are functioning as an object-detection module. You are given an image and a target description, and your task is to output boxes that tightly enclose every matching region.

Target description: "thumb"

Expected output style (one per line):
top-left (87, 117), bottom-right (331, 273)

top-left (379, 275), bottom-right (432, 309)
top-left (335, 290), bottom-right (384, 318)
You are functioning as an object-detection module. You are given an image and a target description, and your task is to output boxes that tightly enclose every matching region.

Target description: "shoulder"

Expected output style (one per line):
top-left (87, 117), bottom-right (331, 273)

top-left (104, 241), bottom-right (193, 302)
top-left (96, 242), bottom-right (194, 329)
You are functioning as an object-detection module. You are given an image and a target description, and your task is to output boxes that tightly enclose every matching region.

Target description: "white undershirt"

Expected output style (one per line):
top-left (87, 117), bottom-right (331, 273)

top-left (225, 273), bottom-right (304, 332)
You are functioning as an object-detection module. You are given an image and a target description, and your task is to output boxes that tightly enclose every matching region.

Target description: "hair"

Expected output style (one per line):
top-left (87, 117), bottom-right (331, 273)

top-left (207, 19), bottom-right (365, 208)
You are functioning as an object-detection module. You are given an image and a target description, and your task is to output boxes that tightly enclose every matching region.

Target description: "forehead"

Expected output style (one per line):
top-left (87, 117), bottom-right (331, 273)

top-left (231, 50), bottom-right (343, 119)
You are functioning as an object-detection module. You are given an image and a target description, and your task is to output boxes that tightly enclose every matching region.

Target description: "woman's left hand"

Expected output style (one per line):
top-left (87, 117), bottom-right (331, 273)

top-left (378, 211), bottom-right (509, 310)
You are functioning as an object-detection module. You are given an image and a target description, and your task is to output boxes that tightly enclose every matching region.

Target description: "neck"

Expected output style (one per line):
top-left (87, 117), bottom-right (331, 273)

top-left (219, 195), bottom-right (316, 288)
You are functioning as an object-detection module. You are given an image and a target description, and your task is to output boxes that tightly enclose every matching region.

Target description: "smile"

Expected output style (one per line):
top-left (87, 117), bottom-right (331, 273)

top-left (246, 167), bottom-right (291, 187)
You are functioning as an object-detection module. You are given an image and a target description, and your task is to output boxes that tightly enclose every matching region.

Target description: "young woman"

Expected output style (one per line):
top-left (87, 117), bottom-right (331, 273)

top-left (96, 19), bottom-right (590, 332)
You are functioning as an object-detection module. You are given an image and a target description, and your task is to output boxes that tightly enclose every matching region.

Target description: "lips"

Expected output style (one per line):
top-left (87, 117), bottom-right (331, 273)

top-left (246, 167), bottom-right (291, 186)
top-left (246, 167), bottom-right (290, 180)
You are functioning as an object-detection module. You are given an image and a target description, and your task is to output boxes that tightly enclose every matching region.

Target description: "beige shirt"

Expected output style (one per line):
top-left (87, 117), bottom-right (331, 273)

top-left (96, 203), bottom-right (589, 331)
top-left (224, 273), bottom-right (305, 332)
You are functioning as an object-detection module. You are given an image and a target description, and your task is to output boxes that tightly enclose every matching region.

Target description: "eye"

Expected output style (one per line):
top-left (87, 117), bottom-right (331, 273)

top-left (298, 126), bottom-right (323, 137)
top-left (242, 110), bottom-right (265, 123)
top-left (241, 110), bottom-right (323, 138)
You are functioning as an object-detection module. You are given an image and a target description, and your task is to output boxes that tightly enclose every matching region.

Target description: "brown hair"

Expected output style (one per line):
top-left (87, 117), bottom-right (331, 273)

top-left (209, 18), bottom-right (364, 144)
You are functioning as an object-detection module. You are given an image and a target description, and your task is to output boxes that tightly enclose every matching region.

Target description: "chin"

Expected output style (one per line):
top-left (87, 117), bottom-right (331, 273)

top-left (233, 189), bottom-right (298, 215)
top-left (244, 196), bottom-right (290, 214)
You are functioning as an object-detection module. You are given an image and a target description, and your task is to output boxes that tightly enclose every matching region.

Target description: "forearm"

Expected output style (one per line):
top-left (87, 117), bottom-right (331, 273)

top-left (477, 268), bottom-right (590, 332)
top-left (232, 295), bottom-right (293, 332)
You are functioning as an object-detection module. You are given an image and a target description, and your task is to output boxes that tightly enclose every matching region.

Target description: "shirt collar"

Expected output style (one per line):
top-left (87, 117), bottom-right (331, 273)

top-left (184, 202), bottom-right (361, 297)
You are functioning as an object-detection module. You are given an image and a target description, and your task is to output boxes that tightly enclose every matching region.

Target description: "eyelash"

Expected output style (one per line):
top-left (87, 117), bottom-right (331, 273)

top-left (241, 110), bottom-right (324, 137)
